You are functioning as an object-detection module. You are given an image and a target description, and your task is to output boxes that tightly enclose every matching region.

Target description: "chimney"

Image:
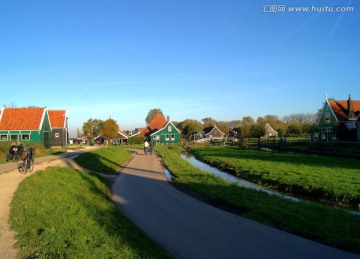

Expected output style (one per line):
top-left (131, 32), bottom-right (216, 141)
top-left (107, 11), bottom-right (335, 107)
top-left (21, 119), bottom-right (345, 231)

top-left (348, 95), bottom-right (356, 119)
top-left (167, 115), bottom-right (170, 122)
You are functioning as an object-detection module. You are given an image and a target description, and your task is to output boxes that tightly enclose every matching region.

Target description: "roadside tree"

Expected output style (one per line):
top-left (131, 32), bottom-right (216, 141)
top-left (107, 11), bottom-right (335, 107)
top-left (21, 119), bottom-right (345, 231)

top-left (102, 118), bottom-right (119, 141)
top-left (82, 118), bottom-right (103, 140)
top-left (250, 123), bottom-right (266, 140)
top-left (145, 108), bottom-right (164, 125)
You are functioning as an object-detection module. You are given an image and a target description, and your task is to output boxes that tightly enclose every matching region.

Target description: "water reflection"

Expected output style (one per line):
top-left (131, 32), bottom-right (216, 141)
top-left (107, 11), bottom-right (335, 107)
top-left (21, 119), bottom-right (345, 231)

top-left (163, 167), bottom-right (172, 181)
top-left (180, 152), bottom-right (300, 202)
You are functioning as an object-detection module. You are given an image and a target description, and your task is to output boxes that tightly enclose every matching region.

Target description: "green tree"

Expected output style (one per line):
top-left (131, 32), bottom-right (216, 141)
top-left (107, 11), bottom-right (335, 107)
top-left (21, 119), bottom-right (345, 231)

top-left (145, 108), bottom-right (164, 125)
top-left (250, 123), bottom-right (266, 140)
top-left (227, 120), bottom-right (242, 129)
top-left (82, 118), bottom-right (103, 140)
top-left (287, 121), bottom-right (302, 136)
top-left (102, 118), bottom-right (119, 140)
top-left (256, 116), bottom-right (266, 124)
top-left (241, 116), bottom-right (255, 126)
top-left (179, 119), bottom-right (203, 137)
top-left (239, 125), bottom-right (251, 139)
top-left (202, 117), bottom-right (218, 128)
top-left (264, 114), bottom-right (279, 123)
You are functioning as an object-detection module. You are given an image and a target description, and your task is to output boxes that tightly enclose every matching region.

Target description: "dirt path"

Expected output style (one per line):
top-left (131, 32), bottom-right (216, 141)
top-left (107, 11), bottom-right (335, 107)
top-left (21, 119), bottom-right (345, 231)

top-left (0, 149), bottom-right (96, 258)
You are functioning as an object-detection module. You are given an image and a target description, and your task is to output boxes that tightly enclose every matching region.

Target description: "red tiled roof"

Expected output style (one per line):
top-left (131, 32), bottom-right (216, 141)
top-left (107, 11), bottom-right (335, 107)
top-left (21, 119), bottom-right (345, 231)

top-left (48, 110), bottom-right (66, 128)
top-left (0, 107), bottom-right (46, 130)
top-left (328, 100), bottom-right (360, 121)
top-left (138, 113), bottom-right (167, 136)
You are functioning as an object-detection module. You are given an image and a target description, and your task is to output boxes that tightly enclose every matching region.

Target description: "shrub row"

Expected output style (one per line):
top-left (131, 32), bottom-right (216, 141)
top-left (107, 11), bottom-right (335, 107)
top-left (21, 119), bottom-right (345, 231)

top-left (0, 141), bottom-right (45, 159)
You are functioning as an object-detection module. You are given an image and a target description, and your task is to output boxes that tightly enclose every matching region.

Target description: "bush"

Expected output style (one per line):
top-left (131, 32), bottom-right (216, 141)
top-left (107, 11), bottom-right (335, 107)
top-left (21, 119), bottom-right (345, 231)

top-left (0, 141), bottom-right (12, 158)
top-left (0, 141), bottom-right (46, 158)
top-left (26, 141), bottom-right (46, 156)
top-left (128, 136), bottom-right (145, 145)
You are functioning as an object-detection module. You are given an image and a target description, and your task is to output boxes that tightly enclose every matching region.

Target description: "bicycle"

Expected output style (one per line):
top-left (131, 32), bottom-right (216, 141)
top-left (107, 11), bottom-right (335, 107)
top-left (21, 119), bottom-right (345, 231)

top-left (18, 147), bottom-right (35, 174)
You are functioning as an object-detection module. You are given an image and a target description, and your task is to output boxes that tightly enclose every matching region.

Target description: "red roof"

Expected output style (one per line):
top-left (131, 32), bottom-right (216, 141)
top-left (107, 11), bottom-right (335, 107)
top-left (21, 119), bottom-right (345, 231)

top-left (328, 99), bottom-right (360, 121)
top-left (138, 113), bottom-right (167, 136)
top-left (48, 110), bottom-right (66, 128)
top-left (0, 107), bottom-right (46, 130)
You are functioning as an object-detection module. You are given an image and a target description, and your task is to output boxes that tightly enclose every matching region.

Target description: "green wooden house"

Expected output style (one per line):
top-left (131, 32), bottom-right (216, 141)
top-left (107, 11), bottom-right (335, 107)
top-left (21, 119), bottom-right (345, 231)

top-left (150, 120), bottom-right (181, 144)
top-left (0, 107), bottom-right (52, 148)
top-left (312, 95), bottom-right (360, 142)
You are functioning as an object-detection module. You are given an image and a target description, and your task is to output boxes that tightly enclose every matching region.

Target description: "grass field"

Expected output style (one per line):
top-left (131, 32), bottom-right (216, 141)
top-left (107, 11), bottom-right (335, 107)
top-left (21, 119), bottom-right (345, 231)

top-left (187, 145), bottom-right (360, 209)
top-left (10, 167), bottom-right (170, 258)
top-left (155, 145), bottom-right (360, 254)
top-left (9, 148), bottom-right (172, 258)
top-left (74, 146), bottom-right (132, 174)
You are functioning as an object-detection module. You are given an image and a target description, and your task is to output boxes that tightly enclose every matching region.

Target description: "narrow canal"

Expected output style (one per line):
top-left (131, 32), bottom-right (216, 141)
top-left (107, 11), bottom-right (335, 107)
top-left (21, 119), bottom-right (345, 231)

top-left (162, 150), bottom-right (360, 215)
top-left (179, 151), bottom-right (300, 201)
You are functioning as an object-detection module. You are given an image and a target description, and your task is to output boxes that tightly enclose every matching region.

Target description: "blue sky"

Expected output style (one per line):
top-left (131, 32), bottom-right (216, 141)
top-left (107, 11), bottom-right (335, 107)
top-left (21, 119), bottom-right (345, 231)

top-left (0, 0), bottom-right (359, 137)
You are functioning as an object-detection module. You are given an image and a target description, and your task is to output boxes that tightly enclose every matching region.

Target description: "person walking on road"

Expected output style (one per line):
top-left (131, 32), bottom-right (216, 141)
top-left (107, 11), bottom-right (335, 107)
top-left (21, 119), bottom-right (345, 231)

top-left (144, 140), bottom-right (149, 154)
top-left (149, 142), bottom-right (154, 155)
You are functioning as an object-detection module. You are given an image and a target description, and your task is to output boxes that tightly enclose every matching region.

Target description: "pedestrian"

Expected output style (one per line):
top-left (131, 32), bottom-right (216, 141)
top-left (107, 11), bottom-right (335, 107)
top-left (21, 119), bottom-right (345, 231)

top-left (144, 140), bottom-right (149, 154)
top-left (7, 142), bottom-right (17, 161)
top-left (150, 142), bottom-right (154, 155)
top-left (17, 141), bottom-right (24, 155)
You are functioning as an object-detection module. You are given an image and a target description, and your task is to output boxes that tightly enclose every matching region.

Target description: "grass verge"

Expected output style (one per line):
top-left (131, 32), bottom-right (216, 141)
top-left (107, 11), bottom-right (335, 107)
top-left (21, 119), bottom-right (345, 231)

top-left (155, 145), bottom-right (360, 254)
top-left (10, 166), bottom-right (173, 258)
top-left (188, 145), bottom-right (360, 209)
top-left (74, 146), bottom-right (132, 174)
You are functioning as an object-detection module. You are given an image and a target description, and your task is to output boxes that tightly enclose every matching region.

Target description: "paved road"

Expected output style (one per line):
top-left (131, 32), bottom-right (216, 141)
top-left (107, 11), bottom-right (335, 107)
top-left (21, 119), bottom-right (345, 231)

top-left (0, 147), bottom-right (100, 174)
top-left (112, 150), bottom-right (359, 259)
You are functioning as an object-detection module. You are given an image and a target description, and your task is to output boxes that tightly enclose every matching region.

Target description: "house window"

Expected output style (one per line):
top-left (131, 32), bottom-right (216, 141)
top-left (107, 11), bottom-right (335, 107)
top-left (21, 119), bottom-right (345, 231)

top-left (21, 134), bottom-right (30, 140)
top-left (1, 135), bottom-right (7, 141)
top-left (325, 113), bottom-right (330, 124)
top-left (55, 133), bottom-right (60, 138)
top-left (165, 134), bottom-right (170, 141)
top-left (171, 134), bottom-right (175, 141)
top-left (168, 126), bottom-right (172, 132)
top-left (11, 135), bottom-right (18, 141)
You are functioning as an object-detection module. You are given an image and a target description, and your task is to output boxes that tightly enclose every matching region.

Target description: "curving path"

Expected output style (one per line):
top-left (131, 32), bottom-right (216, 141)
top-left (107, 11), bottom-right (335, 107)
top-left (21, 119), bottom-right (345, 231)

top-left (0, 147), bottom-right (100, 258)
top-left (112, 150), bottom-right (359, 259)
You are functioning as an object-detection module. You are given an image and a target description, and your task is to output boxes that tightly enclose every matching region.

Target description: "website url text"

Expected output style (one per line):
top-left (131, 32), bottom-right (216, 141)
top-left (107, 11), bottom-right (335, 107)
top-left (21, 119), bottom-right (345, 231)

top-left (261, 5), bottom-right (355, 13)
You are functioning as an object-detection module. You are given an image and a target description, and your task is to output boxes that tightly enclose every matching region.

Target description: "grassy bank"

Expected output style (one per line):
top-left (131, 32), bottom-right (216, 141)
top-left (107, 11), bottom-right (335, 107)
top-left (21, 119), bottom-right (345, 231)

top-left (188, 146), bottom-right (360, 209)
top-left (74, 146), bottom-right (132, 174)
top-left (155, 145), bottom-right (360, 254)
top-left (10, 166), bottom-right (172, 258)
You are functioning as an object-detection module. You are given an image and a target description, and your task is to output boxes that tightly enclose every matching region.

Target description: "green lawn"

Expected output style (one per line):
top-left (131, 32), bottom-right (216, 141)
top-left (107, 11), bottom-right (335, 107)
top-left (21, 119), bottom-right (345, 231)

top-left (188, 145), bottom-right (360, 209)
top-left (74, 146), bottom-right (132, 174)
top-left (155, 145), bottom-right (360, 254)
top-left (9, 147), bottom-right (172, 258)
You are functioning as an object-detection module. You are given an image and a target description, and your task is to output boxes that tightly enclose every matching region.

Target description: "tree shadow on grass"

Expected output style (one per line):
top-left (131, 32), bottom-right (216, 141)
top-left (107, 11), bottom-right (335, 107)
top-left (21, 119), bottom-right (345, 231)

top-left (73, 152), bottom-right (126, 175)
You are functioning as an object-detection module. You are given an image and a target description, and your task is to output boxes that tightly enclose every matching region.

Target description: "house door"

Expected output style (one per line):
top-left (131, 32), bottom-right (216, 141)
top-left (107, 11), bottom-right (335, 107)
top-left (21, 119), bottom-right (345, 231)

top-left (43, 131), bottom-right (50, 148)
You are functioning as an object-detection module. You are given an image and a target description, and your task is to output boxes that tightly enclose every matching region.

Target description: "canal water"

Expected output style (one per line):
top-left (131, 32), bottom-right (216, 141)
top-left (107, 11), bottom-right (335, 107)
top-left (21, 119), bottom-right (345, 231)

top-left (163, 151), bottom-right (360, 215)
top-left (178, 151), bottom-right (300, 202)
